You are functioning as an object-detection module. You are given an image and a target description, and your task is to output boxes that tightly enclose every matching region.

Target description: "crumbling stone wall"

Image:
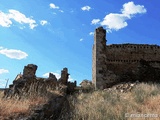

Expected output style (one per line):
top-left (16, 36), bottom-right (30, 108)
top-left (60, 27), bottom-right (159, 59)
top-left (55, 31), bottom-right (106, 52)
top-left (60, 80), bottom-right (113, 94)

top-left (59, 68), bottom-right (69, 85)
top-left (4, 64), bottom-right (76, 98)
top-left (92, 26), bottom-right (160, 89)
top-left (23, 64), bottom-right (38, 79)
top-left (92, 27), bottom-right (107, 89)
top-left (106, 44), bottom-right (160, 62)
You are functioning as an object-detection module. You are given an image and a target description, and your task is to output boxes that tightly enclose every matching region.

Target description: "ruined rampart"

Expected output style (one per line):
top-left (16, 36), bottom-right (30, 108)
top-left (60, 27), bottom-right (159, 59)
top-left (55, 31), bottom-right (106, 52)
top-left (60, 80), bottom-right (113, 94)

top-left (92, 27), bottom-right (160, 89)
top-left (106, 44), bottom-right (160, 62)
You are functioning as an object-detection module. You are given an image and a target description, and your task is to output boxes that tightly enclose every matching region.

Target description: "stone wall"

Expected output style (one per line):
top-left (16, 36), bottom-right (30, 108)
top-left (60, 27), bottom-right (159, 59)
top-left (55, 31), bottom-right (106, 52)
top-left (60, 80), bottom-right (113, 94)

top-left (4, 64), bottom-right (77, 98)
top-left (23, 64), bottom-right (38, 79)
top-left (92, 26), bottom-right (160, 89)
top-left (92, 27), bottom-right (107, 89)
top-left (106, 44), bottom-right (160, 62)
top-left (59, 68), bottom-right (69, 85)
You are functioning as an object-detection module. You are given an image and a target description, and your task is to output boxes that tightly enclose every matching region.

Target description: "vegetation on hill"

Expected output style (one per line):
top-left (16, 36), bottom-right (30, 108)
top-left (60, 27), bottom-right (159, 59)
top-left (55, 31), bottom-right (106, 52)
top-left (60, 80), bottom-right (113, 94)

top-left (0, 93), bottom-right (48, 119)
top-left (0, 83), bottom-right (160, 120)
top-left (0, 83), bottom-right (65, 120)
top-left (59, 83), bottom-right (160, 120)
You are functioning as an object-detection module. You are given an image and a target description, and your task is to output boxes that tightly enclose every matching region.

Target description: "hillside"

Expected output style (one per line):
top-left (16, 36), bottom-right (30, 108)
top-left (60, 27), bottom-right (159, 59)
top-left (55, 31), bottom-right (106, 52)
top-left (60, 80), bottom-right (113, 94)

top-left (59, 82), bottom-right (160, 120)
top-left (0, 82), bottom-right (160, 119)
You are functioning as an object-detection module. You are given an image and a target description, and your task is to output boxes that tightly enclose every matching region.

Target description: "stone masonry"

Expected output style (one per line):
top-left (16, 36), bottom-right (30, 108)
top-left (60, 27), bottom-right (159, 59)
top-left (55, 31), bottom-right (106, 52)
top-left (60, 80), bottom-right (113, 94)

top-left (59, 68), bottom-right (70, 85)
top-left (4, 64), bottom-right (76, 98)
top-left (23, 64), bottom-right (38, 79)
top-left (92, 27), bottom-right (107, 89)
top-left (92, 26), bottom-right (160, 89)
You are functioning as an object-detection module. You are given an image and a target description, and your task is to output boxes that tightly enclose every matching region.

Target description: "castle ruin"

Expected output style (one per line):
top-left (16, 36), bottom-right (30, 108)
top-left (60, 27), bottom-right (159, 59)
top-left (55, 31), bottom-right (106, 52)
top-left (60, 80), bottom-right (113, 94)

top-left (92, 27), bottom-right (160, 89)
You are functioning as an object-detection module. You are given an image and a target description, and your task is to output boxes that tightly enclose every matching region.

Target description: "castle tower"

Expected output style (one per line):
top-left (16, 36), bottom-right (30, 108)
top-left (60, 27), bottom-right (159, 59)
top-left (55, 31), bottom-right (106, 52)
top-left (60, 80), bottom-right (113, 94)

top-left (92, 27), bottom-right (107, 89)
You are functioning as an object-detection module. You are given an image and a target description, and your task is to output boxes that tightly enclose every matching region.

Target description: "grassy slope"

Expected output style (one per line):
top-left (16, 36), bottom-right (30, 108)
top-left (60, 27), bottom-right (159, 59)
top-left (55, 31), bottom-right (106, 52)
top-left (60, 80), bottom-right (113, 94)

top-left (0, 89), bottom-right (63, 119)
top-left (1, 83), bottom-right (160, 120)
top-left (61, 83), bottom-right (160, 120)
top-left (0, 91), bottom-right (48, 119)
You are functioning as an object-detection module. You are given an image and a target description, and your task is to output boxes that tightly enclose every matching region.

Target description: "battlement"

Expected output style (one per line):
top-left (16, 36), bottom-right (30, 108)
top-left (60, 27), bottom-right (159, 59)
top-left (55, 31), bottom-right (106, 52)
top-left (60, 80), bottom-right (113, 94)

top-left (106, 59), bottom-right (160, 63)
top-left (106, 43), bottom-right (160, 62)
top-left (107, 44), bottom-right (160, 49)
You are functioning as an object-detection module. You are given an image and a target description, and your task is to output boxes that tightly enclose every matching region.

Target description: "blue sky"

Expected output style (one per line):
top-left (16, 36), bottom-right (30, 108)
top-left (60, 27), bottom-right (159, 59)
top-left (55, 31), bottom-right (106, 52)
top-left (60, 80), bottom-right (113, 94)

top-left (0, 0), bottom-right (160, 87)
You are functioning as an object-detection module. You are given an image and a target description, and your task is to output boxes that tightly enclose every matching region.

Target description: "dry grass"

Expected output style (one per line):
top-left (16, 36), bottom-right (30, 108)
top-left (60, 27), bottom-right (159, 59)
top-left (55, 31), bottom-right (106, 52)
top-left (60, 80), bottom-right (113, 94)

top-left (0, 81), bottom-right (67, 119)
top-left (1, 83), bottom-right (160, 119)
top-left (0, 82), bottom-right (65, 119)
top-left (0, 93), bottom-right (48, 119)
top-left (62, 83), bottom-right (160, 120)
top-left (0, 91), bottom-right (4, 98)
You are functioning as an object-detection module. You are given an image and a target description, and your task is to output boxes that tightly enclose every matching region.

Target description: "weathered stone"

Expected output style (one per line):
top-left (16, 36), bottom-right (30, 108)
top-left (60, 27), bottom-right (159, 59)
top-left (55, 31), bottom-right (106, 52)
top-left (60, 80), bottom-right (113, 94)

top-left (80, 80), bottom-right (94, 92)
top-left (45, 73), bottom-right (57, 82)
top-left (80, 80), bottom-right (93, 88)
top-left (67, 81), bottom-right (77, 93)
top-left (4, 64), bottom-right (77, 99)
top-left (103, 82), bottom-right (137, 93)
top-left (92, 26), bottom-right (160, 89)
top-left (3, 64), bottom-right (77, 119)
top-left (59, 68), bottom-right (69, 85)
top-left (14, 73), bottom-right (23, 81)
top-left (4, 64), bottom-right (38, 98)
top-left (43, 73), bottom-right (58, 90)
top-left (23, 64), bottom-right (38, 79)
top-left (49, 73), bottom-right (57, 79)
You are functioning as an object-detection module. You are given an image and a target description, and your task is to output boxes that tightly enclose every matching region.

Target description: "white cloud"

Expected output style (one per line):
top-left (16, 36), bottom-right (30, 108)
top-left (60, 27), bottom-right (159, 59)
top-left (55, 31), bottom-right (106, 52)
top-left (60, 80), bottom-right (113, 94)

top-left (91, 19), bottom-right (100, 25)
top-left (0, 9), bottom-right (37, 29)
top-left (121, 1), bottom-right (147, 16)
top-left (89, 32), bottom-right (94, 36)
top-left (42, 72), bottom-right (74, 81)
top-left (50, 3), bottom-right (59, 9)
top-left (0, 47), bottom-right (28, 60)
top-left (0, 69), bottom-right (9, 74)
top-left (9, 10), bottom-right (37, 29)
top-left (101, 13), bottom-right (128, 31)
top-left (81, 6), bottom-right (91, 11)
top-left (80, 38), bottom-right (83, 41)
top-left (40, 20), bottom-right (48, 26)
top-left (0, 11), bottom-right (12, 27)
top-left (92, 1), bottom-right (146, 32)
